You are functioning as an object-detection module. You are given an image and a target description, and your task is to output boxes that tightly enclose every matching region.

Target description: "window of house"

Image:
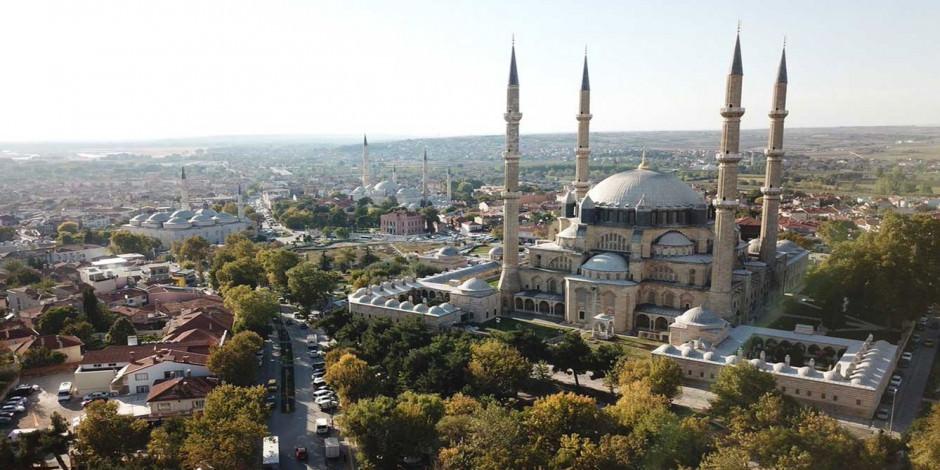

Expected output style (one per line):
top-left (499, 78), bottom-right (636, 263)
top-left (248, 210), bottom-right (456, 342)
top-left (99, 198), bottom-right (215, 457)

top-left (699, 371), bottom-right (704, 378)
top-left (194, 400), bottom-right (205, 409)
top-left (710, 373), bottom-right (714, 379)
top-left (136, 385), bottom-right (149, 394)
top-left (687, 370), bottom-right (692, 376)
top-left (134, 373), bottom-right (149, 381)
top-left (795, 389), bottom-right (800, 395)
top-left (833, 396), bottom-right (838, 402)
top-left (821, 393), bottom-right (826, 399)
top-left (856, 399), bottom-right (861, 406)
top-left (157, 402), bottom-right (171, 411)
top-left (781, 386), bottom-right (786, 392)
top-left (806, 391), bottom-right (812, 397)
top-left (579, 311), bottom-right (585, 320)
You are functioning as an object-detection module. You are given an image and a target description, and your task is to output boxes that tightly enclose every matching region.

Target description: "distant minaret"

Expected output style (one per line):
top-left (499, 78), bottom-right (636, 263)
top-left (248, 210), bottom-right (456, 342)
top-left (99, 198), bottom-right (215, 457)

top-left (236, 184), bottom-right (245, 220)
top-left (446, 168), bottom-right (452, 201)
top-left (573, 50), bottom-right (592, 200)
top-left (497, 40), bottom-right (523, 308)
top-left (179, 167), bottom-right (190, 209)
top-left (759, 46), bottom-right (789, 267)
top-left (708, 32), bottom-right (746, 318)
top-left (361, 134), bottom-right (371, 187)
top-left (422, 148), bottom-right (429, 199)
top-left (392, 165), bottom-right (398, 185)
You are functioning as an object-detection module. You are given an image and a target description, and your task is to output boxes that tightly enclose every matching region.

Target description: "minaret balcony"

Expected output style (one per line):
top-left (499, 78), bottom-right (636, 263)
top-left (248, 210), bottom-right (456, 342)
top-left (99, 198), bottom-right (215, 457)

top-left (576, 113), bottom-right (593, 121)
top-left (768, 109), bottom-right (789, 118)
top-left (714, 152), bottom-right (742, 163)
top-left (764, 149), bottom-right (785, 158)
top-left (760, 187), bottom-right (783, 196)
top-left (504, 112), bottom-right (523, 121)
top-left (720, 106), bottom-right (745, 117)
top-left (712, 199), bottom-right (741, 210)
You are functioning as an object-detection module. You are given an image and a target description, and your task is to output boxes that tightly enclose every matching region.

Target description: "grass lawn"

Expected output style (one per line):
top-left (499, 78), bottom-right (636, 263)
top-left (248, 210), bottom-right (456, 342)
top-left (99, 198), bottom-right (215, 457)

top-left (471, 244), bottom-right (493, 256)
top-left (612, 336), bottom-right (660, 360)
top-left (768, 315), bottom-right (822, 331)
top-left (480, 317), bottom-right (565, 340)
top-left (487, 278), bottom-right (499, 288)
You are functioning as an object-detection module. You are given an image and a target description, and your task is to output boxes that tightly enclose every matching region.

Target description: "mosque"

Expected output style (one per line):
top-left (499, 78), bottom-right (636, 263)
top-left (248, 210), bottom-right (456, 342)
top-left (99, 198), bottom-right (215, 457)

top-left (350, 136), bottom-right (452, 209)
top-left (497, 34), bottom-right (809, 339)
top-left (123, 168), bottom-right (250, 247)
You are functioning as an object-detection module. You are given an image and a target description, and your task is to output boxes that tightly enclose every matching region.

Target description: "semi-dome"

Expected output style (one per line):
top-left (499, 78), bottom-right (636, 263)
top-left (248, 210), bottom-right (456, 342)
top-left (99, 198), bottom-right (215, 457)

top-left (399, 301), bottom-right (414, 309)
top-left (581, 252), bottom-right (627, 272)
top-left (413, 304), bottom-right (428, 313)
top-left (214, 212), bottom-right (237, 224)
top-left (459, 277), bottom-right (494, 292)
top-left (384, 299), bottom-right (400, 308)
top-left (170, 209), bottom-right (194, 219)
top-left (130, 213), bottom-right (149, 223)
top-left (373, 180), bottom-right (398, 194)
top-left (428, 306), bottom-right (445, 316)
top-left (163, 217), bottom-right (192, 229)
top-left (675, 306), bottom-right (725, 327)
top-left (585, 169), bottom-right (705, 209)
top-left (655, 231), bottom-right (694, 246)
top-left (145, 212), bottom-right (172, 223)
top-left (189, 212), bottom-right (215, 226)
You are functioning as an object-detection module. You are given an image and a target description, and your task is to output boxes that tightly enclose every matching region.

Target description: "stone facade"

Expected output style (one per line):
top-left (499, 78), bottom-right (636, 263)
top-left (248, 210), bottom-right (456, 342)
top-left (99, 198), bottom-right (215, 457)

top-left (380, 209), bottom-right (425, 236)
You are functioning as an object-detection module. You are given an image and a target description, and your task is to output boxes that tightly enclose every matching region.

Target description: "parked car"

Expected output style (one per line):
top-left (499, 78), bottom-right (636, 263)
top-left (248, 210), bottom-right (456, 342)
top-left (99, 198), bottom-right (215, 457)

top-left (0, 416), bottom-right (12, 425)
top-left (295, 446), bottom-right (308, 461)
top-left (890, 376), bottom-right (902, 387)
top-left (9, 385), bottom-right (38, 398)
top-left (266, 379), bottom-right (278, 393)
top-left (1, 404), bottom-right (25, 414)
top-left (82, 392), bottom-right (109, 402)
top-left (875, 407), bottom-right (890, 420)
top-left (311, 370), bottom-right (325, 378)
top-left (313, 377), bottom-right (327, 386)
top-left (313, 389), bottom-right (335, 399)
top-left (316, 418), bottom-right (330, 436)
top-left (924, 339), bottom-right (936, 348)
top-left (901, 352), bottom-right (914, 361)
top-left (81, 397), bottom-right (107, 409)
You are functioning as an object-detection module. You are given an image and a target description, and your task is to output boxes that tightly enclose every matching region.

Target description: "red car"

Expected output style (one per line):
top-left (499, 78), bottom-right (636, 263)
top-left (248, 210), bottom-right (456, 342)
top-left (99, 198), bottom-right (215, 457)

top-left (295, 447), bottom-right (308, 461)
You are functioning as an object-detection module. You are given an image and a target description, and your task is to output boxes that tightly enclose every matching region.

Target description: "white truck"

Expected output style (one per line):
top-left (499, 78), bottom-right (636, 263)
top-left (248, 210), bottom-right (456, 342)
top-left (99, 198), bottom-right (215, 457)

top-left (324, 437), bottom-right (341, 459)
top-left (262, 435), bottom-right (279, 469)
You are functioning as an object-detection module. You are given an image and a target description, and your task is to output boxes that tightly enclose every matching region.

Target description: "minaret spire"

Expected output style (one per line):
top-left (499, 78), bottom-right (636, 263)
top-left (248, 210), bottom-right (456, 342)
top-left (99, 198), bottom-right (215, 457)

top-left (236, 184), bottom-right (245, 220)
top-left (498, 39), bottom-right (523, 309)
top-left (422, 148), bottom-right (429, 200)
top-left (361, 134), bottom-right (371, 187)
top-left (759, 45), bottom-right (789, 268)
top-left (179, 167), bottom-right (190, 210)
top-left (392, 165), bottom-right (398, 185)
top-left (573, 51), bottom-right (593, 200)
top-left (709, 31), bottom-right (746, 319)
top-left (446, 168), bottom-right (452, 201)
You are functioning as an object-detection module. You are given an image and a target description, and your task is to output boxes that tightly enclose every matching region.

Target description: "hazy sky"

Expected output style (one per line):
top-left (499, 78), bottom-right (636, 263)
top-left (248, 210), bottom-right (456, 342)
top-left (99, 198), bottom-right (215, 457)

top-left (0, 0), bottom-right (936, 141)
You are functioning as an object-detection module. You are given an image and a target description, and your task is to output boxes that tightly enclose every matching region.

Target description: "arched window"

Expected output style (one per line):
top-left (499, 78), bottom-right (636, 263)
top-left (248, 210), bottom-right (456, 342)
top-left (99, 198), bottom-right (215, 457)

top-left (515, 298), bottom-right (523, 310)
top-left (646, 291), bottom-right (656, 305)
top-left (594, 232), bottom-right (628, 252)
top-left (548, 278), bottom-right (558, 293)
top-left (688, 269), bottom-right (696, 285)
top-left (663, 291), bottom-right (676, 308)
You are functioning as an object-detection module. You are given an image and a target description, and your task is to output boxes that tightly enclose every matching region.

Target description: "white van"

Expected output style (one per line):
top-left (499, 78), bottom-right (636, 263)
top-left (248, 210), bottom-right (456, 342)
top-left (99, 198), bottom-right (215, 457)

top-left (315, 418), bottom-right (330, 435)
top-left (57, 382), bottom-right (72, 402)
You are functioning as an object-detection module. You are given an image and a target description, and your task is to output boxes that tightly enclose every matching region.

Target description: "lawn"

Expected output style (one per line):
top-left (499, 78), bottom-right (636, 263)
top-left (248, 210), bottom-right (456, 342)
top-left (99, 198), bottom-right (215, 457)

top-left (612, 336), bottom-right (660, 360)
top-left (479, 317), bottom-right (565, 340)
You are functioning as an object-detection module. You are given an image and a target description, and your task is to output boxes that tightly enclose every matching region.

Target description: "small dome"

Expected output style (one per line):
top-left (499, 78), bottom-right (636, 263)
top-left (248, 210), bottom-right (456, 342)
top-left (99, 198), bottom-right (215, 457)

top-left (437, 246), bottom-right (460, 257)
top-left (725, 355), bottom-right (739, 365)
top-left (428, 306), bottom-right (445, 316)
top-left (488, 246), bottom-right (504, 258)
top-left (354, 287), bottom-right (369, 296)
top-left (749, 358), bottom-right (763, 367)
top-left (772, 362), bottom-right (788, 373)
top-left (675, 306), bottom-right (725, 327)
top-left (145, 212), bottom-right (171, 223)
top-left (776, 240), bottom-right (803, 253)
top-left (130, 213), bottom-right (149, 222)
top-left (439, 302), bottom-right (455, 312)
top-left (413, 304), bottom-right (428, 313)
top-left (459, 277), bottom-right (494, 292)
top-left (370, 296), bottom-right (386, 305)
top-left (797, 366), bottom-right (813, 377)
top-left (585, 168), bottom-right (706, 209)
top-left (170, 209), bottom-right (194, 219)
top-left (823, 369), bottom-right (842, 381)
top-left (195, 207), bottom-right (218, 217)
top-left (655, 231), bottom-right (694, 247)
top-left (358, 294), bottom-right (373, 303)
top-left (678, 345), bottom-right (692, 357)
top-left (747, 238), bottom-right (762, 255)
top-left (384, 299), bottom-right (400, 308)
top-left (214, 212), bottom-right (237, 224)
top-left (164, 217), bottom-right (192, 228)
top-left (399, 301), bottom-right (414, 309)
top-left (581, 252), bottom-right (627, 272)
top-left (703, 351), bottom-right (716, 361)
top-left (558, 223), bottom-right (580, 238)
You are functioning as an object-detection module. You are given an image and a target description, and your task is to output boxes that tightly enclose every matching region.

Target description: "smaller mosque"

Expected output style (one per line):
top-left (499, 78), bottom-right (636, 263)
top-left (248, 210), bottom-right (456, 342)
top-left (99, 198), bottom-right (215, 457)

top-left (350, 136), bottom-right (452, 209)
top-left (123, 168), bottom-right (250, 247)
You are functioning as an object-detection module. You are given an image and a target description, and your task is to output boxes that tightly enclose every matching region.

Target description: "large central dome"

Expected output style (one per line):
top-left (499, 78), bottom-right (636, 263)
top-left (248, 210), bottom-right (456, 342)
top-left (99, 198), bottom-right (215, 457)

top-left (586, 169), bottom-right (706, 209)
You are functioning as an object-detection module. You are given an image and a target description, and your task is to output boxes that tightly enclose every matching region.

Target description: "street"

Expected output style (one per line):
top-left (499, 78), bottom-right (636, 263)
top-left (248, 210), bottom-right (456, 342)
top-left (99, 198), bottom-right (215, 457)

top-left (877, 322), bottom-right (940, 433)
top-left (263, 319), bottom-right (349, 470)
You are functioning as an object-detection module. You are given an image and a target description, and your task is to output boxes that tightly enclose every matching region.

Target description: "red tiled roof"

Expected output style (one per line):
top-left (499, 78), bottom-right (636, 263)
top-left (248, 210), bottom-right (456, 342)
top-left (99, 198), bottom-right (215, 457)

top-left (146, 376), bottom-right (219, 402)
top-left (121, 349), bottom-right (209, 376)
top-left (81, 342), bottom-right (200, 365)
top-left (12, 334), bottom-right (82, 355)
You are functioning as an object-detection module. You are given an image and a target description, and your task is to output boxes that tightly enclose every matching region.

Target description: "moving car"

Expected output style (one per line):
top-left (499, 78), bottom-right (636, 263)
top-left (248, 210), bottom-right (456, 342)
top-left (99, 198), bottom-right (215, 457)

top-left (316, 418), bottom-right (330, 435)
top-left (57, 382), bottom-right (72, 403)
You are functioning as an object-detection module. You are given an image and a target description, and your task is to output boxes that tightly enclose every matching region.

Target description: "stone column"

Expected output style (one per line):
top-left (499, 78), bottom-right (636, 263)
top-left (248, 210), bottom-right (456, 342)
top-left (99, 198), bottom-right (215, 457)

top-left (574, 55), bottom-right (592, 200)
top-left (498, 44), bottom-right (523, 308)
top-left (759, 48), bottom-right (789, 267)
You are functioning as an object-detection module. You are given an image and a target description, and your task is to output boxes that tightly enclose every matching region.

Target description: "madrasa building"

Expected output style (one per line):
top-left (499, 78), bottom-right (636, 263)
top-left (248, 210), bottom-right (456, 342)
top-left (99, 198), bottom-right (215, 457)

top-left (123, 168), bottom-right (250, 247)
top-left (497, 35), bottom-right (808, 338)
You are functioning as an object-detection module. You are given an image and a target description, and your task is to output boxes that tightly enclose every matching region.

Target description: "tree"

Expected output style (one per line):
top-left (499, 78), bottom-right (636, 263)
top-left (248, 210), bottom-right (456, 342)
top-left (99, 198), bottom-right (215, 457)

top-left (437, 403), bottom-right (535, 470)
top-left (82, 286), bottom-right (113, 332)
top-left (590, 343), bottom-right (625, 382)
top-left (106, 317), bottom-right (136, 346)
top-left (75, 401), bottom-right (150, 464)
top-left (709, 363), bottom-right (779, 418)
top-left (467, 339), bottom-right (530, 397)
top-left (0, 226), bottom-right (14, 242)
top-left (256, 248), bottom-right (300, 292)
top-left (523, 392), bottom-right (609, 463)
top-left (223, 285), bottom-right (279, 336)
top-left (182, 385), bottom-right (268, 470)
top-left (174, 236), bottom-right (211, 272)
top-left (61, 319), bottom-right (95, 345)
top-left (109, 230), bottom-right (160, 256)
top-left (147, 418), bottom-right (188, 469)
top-left (817, 220), bottom-right (859, 246)
top-left (21, 347), bottom-right (67, 369)
top-left (36, 306), bottom-right (79, 335)
top-left (616, 356), bottom-right (683, 399)
top-left (909, 403), bottom-right (940, 469)
top-left (214, 256), bottom-right (264, 293)
top-left (335, 226), bottom-right (350, 239)
top-left (550, 332), bottom-right (592, 388)
top-left (2, 260), bottom-right (40, 287)
top-left (779, 231), bottom-right (814, 250)
top-left (207, 331), bottom-right (263, 386)
top-left (324, 352), bottom-right (378, 405)
top-left (493, 328), bottom-right (549, 363)
top-left (286, 262), bottom-right (340, 313)
top-left (57, 220), bottom-right (84, 245)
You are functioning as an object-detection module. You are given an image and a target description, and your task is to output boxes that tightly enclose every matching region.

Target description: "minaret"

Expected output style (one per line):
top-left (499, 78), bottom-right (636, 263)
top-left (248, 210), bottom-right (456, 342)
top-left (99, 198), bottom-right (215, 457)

top-left (497, 40), bottom-right (523, 308)
top-left (179, 167), bottom-right (190, 210)
top-left (361, 134), bottom-right (371, 187)
top-left (573, 50), bottom-right (592, 200)
top-left (236, 184), bottom-right (245, 220)
top-left (392, 165), bottom-right (398, 185)
top-left (446, 168), bottom-right (452, 201)
top-left (422, 148), bottom-right (429, 200)
top-left (759, 46), bottom-right (789, 268)
top-left (708, 32), bottom-right (746, 317)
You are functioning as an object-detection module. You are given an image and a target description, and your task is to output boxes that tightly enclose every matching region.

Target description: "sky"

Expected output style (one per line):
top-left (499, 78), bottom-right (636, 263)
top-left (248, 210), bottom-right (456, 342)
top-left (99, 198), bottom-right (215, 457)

top-left (0, 0), bottom-right (937, 142)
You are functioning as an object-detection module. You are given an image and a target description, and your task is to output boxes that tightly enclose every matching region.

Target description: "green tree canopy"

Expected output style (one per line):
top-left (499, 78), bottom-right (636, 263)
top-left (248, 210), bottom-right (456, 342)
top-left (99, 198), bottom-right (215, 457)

top-left (106, 317), bottom-right (136, 346)
top-left (109, 230), bottom-right (160, 256)
top-left (550, 332), bottom-right (593, 388)
top-left (709, 363), bottom-right (779, 418)
top-left (468, 338), bottom-right (530, 397)
top-left (616, 356), bottom-right (683, 399)
top-left (207, 331), bottom-right (263, 386)
top-left (256, 247), bottom-right (300, 292)
top-left (222, 285), bottom-right (278, 336)
top-left (75, 401), bottom-right (151, 465)
top-left (182, 384), bottom-right (268, 470)
top-left (286, 261), bottom-right (340, 312)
